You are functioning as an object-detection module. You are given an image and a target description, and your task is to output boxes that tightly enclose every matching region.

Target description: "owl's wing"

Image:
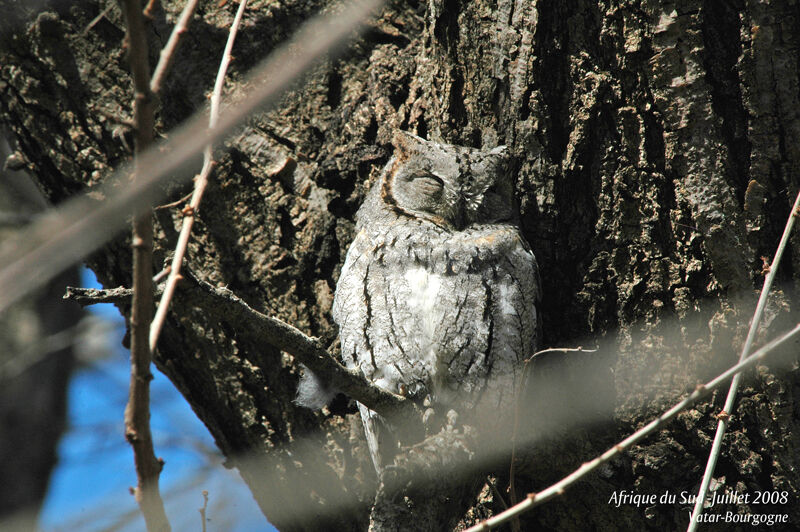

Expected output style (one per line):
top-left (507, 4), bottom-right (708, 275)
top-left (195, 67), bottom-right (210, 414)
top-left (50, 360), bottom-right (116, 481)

top-left (332, 228), bottom-right (400, 472)
top-left (357, 403), bottom-right (398, 473)
top-left (434, 228), bottom-right (540, 415)
top-left (505, 232), bottom-right (541, 355)
top-left (332, 228), bottom-right (371, 371)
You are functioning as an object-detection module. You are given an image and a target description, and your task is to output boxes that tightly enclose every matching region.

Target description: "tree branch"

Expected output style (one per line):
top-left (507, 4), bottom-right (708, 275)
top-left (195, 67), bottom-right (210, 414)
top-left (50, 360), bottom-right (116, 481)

top-left (150, 0), bottom-right (249, 353)
top-left (180, 273), bottom-right (418, 420)
top-left (64, 285), bottom-right (163, 306)
top-left (120, 0), bottom-right (169, 528)
top-left (525, 346), bottom-right (597, 362)
top-left (150, 0), bottom-right (200, 95)
top-left (65, 273), bottom-right (419, 420)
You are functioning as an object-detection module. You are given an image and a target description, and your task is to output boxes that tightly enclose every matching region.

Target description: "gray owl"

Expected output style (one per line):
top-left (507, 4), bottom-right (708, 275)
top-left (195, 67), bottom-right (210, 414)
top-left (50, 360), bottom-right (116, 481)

top-left (301, 131), bottom-right (541, 473)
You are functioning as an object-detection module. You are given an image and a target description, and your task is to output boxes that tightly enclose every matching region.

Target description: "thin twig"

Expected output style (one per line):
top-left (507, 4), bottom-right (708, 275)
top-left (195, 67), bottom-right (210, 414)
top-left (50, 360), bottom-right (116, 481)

top-left (143, 0), bottom-right (161, 19)
top-left (465, 323), bottom-right (800, 532)
top-left (154, 192), bottom-right (192, 210)
top-left (485, 477), bottom-right (509, 511)
top-left (120, 0), bottom-right (170, 529)
top-left (687, 188), bottom-right (800, 530)
top-left (82, 4), bottom-right (114, 36)
top-left (150, 0), bottom-right (201, 95)
top-left (153, 266), bottom-right (171, 284)
top-left (508, 346), bottom-right (595, 509)
top-left (150, 0), bottom-right (248, 353)
top-left (0, 0), bottom-right (383, 315)
top-left (92, 105), bottom-right (136, 128)
top-left (525, 346), bottom-right (597, 362)
top-left (199, 490), bottom-right (209, 532)
top-left (62, 267), bottom-right (170, 306)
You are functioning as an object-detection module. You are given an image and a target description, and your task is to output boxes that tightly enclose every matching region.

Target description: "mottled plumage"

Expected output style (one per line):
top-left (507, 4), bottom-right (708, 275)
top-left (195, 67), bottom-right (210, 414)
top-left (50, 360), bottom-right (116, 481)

top-left (331, 131), bottom-right (541, 472)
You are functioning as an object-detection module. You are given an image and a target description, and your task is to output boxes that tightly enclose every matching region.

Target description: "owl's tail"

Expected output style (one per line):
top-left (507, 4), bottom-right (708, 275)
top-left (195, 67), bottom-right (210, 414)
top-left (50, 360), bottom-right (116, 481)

top-left (358, 403), bottom-right (398, 476)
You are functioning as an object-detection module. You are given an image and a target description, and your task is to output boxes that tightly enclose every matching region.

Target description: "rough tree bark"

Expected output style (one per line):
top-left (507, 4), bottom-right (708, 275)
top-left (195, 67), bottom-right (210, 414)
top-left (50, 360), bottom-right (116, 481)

top-left (1, 0), bottom-right (799, 530)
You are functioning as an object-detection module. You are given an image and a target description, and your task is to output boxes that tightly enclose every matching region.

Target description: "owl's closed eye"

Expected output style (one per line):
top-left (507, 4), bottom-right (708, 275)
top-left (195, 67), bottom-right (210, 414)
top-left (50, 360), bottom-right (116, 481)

top-left (387, 171), bottom-right (444, 218)
top-left (409, 172), bottom-right (444, 196)
top-left (470, 181), bottom-right (515, 224)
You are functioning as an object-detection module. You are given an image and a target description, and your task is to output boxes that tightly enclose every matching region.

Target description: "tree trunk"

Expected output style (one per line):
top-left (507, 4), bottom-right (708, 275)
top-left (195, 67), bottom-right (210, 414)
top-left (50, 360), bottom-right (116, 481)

top-left (1, 0), bottom-right (798, 530)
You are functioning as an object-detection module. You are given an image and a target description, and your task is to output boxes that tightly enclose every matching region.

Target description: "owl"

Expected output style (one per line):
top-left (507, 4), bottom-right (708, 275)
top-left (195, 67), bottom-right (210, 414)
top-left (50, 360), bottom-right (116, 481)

top-left (324, 130), bottom-right (541, 473)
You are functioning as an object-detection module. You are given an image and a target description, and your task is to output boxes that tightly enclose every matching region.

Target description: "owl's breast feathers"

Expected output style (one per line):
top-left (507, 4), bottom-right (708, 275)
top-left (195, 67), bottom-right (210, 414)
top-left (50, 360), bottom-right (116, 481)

top-left (333, 219), bottom-right (540, 411)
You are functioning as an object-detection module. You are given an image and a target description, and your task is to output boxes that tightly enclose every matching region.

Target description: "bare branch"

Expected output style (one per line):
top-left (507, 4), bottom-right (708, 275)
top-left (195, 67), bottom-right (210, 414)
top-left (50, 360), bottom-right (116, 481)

top-left (153, 266), bottom-right (171, 284)
top-left (199, 490), bottom-right (209, 532)
top-left (66, 285), bottom-right (133, 306)
top-left (81, 4), bottom-right (114, 36)
top-left (64, 285), bottom-right (164, 306)
top-left (0, 0), bottom-right (383, 315)
top-left (153, 193), bottom-right (192, 211)
top-left (687, 188), bottom-right (800, 529)
top-left (119, 0), bottom-right (169, 528)
top-left (143, 0), bottom-right (161, 19)
top-left (508, 345), bottom-right (597, 506)
top-left (179, 272), bottom-right (416, 420)
top-left (524, 346), bottom-right (597, 363)
top-left (64, 272), bottom-right (414, 420)
top-left (127, 218), bottom-right (168, 532)
top-left (150, 0), bottom-right (249, 353)
top-left (465, 322), bottom-right (800, 531)
top-left (486, 477), bottom-right (510, 512)
top-left (150, 0), bottom-right (201, 95)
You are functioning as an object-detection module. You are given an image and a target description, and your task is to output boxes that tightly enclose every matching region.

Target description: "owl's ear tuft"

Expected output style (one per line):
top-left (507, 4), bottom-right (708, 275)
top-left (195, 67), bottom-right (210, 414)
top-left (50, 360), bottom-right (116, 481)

top-left (392, 129), bottom-right (427, 156)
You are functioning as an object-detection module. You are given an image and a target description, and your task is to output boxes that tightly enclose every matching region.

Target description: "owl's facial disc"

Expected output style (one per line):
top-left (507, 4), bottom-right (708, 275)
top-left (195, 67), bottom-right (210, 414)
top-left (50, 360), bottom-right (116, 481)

top-left (388, 130), bottom-right (515, 229)
top-left (389, 168), bottom-right (466, 229)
